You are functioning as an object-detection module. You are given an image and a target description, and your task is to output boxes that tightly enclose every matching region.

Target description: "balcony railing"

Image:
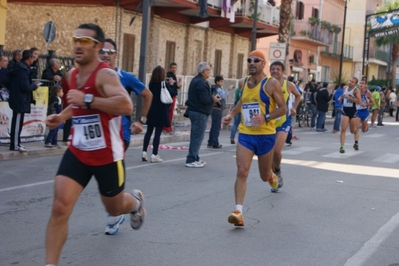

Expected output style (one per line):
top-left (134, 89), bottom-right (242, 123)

top-left (369, 49), bottom-right (389, 62)
top-left (187, 0), bottom-right (280, 26)
top-left (291, 21), bottom-right (334, 45)
top-left (323, 42), bottom-right (354, 60)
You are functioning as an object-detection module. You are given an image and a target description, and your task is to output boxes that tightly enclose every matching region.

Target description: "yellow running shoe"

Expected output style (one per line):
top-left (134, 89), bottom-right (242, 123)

top-left (268, 173), bottom-right (279, 189)
top-left (228, 210), bottom-right (244, 226)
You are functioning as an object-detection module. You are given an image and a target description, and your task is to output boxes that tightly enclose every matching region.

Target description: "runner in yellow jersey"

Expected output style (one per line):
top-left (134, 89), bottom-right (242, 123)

top-left (270, 61), bottom-right (301, 193)
top-left (222, 50), bottom-right (286, 226)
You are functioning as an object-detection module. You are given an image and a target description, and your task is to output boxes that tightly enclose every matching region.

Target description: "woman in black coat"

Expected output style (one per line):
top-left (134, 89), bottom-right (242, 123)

top-left (142, 66), bottom-right (174, 163)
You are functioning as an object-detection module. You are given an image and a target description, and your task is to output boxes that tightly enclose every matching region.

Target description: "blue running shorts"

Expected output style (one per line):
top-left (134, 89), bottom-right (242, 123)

top-left (357, 109), bottom-right (369, 122)
top-left (238, 133), bottom-right (276, 156)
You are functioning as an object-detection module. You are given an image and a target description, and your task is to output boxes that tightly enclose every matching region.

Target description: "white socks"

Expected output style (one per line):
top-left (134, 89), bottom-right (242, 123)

top-left (235, 205), bottom-right (243, 213)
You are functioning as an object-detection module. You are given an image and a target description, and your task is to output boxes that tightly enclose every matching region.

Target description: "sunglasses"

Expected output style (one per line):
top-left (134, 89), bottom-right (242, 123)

top-left (72, 36), bottom-right (100, 45)
top-left (100, 48), bottom-right (117, 55)
top-left (247, 58), bottom-right (263, 63)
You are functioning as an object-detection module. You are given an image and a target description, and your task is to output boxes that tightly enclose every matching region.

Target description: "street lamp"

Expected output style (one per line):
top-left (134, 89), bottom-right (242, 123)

top-left (338, 0), bottom-right (348, 85)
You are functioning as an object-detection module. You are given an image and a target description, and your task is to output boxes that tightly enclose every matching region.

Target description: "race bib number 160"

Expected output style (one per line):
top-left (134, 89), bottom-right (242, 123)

top-left (72, 114), bottom-right (106, 151)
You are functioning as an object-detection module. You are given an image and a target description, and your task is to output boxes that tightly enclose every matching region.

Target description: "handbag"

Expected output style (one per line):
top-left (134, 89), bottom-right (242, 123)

top-left (160, 81), bottom-right (173, 104)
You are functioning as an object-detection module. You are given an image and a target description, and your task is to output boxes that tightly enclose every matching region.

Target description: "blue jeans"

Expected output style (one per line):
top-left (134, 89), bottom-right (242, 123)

top-left (333, 107), bottom-right (342, 131)
top-left (186, 111), bottom-right (209, 163)
top-left (311, 104), bottom-right (317, 128)
top-left (316, 111), bottom-right (326, 130)
top-left (207, 108), bottom-right (222, 147)
top-left (45, 127), bottom-right (59, 145)
top-left (230, 112), bottom-right (241, 140)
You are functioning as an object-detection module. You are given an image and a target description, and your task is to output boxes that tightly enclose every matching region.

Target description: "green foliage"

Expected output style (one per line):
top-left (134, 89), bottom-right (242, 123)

top-left (331, 24), bottom-right (341, 34)
top-left (368, 78), bottom-right (388, 87)
top-left (308, 17), bottom-right (320, 25)
top-left (331, 69), bottom-right (349, 85)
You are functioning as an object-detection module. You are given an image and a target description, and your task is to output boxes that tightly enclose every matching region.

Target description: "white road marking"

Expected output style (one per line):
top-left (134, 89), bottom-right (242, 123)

top-left (373, 153), bottom-right (399, 163)
top-left (364, 133), bottom-right (385, 138)
top-left (323, 150), bottom-right (365, 159)
top-left (0, 152), bottom-right (224, 193)
top-left (344, 211), bottom-right (399, 266)
top-left (282, 158), bottom-right (399, 178)
top-left (283, 147), bottom-right (321, 155)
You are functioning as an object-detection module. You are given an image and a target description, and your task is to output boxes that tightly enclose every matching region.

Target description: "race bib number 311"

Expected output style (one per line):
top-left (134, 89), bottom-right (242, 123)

top-left (242, 102), bottom-right (261, 126)
top-left (72, 114), bottom-right (106, 151)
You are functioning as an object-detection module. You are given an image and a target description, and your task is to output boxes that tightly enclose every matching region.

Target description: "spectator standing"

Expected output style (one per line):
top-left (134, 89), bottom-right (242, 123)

top-left (163, 62), bottom-right (182, 134)
top-left (45, 86), bottom-right (63, 148)
top-left (389, 89), bottom-right (396, 117)
top-left (7, 49), bottom-right (22, 71)
top-left (332, 83), bottom-right (344, 133)
top-left (377, 86), bottom-right (386, 126)
top-left (316, 82), bottom-right (332, 132)
top-left (142, 66), bottom-right (174, 163)
top-left (8, 50), bottom-right (39, 152)
top-left (99, 38), bottom-right (152, 151)
top-left (42, 58), bottom-right (63, 84)
top-left (185, 62), bottom-right (220, 168)
top-left (29, 47), bottom-right (39, 79)
top-left (306, 79), bottom-right (318, 129)
top-left (229, 79), bottom-right (243, 144)
top-left (207, 75), bottom-right (233, 149)
top-left (396, 96), bottom-right (399, 121)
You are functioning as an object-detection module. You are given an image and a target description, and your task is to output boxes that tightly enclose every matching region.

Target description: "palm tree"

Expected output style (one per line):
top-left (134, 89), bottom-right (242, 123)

top-left (278, 0), bottom-right (293, 68)
top-left (375, 2), bottom-right (399, 88)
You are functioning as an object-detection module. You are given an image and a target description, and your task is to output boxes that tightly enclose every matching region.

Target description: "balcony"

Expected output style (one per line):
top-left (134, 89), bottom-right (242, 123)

top-left (369, 49), bottom-right (389, 62)
top-left (322, 42), bottom-right (354, 60)
top-left (290, 21), bottom-right (333, 47)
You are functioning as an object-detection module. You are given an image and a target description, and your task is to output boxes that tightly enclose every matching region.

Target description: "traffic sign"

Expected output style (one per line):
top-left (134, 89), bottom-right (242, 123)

top-left (43, 21), bottom-right (56, 43)
top-left (269, 42), bottom-right (286, 61)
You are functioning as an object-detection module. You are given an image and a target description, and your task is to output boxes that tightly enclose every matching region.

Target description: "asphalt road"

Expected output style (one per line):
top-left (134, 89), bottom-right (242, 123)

top-left (1, 116), bottom-right (399, 266)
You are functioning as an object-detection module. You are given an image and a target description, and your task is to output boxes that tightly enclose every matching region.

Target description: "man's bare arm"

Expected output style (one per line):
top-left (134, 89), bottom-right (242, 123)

top-left (76, 68), bottom-right (133, 115)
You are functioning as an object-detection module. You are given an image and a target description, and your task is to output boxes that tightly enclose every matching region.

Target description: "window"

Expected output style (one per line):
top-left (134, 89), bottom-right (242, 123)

top-left (296, 1), bottom-right (304, 20)
top-left (321, 66), bottom-right (330, 82)
top-left (122, 34), bottom-right (135, 72)
top-left (312, 7), bottom-right (319, 19)
top-left (165, 41), bottom-right (176, 70)
top-left (236, 53), bottom-right (244, 79)
top-left (214, 50), bottom-right (222, 76)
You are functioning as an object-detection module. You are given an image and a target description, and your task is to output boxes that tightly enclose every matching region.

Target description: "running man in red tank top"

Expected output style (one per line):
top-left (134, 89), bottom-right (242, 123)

top-left (44, 23), bottom-right (146, 266)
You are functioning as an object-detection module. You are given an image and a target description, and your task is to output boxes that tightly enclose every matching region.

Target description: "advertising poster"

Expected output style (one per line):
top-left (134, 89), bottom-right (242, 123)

top-left (0, 86), bottom-right (48, 144)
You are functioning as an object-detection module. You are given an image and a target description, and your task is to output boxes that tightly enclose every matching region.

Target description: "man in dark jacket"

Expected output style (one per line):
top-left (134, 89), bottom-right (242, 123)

top-left (0, 55), bottom-right (10, 89)
top-left (185, 62), bottom-right (220, 168)
top-left (30, 47), bottom-right (40, 79)
top-left (316, 82), bottom-right (332, 132)
top-left (8, 50), bottom-right (39, 152)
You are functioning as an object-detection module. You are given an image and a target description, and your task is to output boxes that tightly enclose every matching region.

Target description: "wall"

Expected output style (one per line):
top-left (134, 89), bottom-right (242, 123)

top-left (0, 0), bottom-right (7, 46)
top-left (4, 2), bottom-right (251, 78)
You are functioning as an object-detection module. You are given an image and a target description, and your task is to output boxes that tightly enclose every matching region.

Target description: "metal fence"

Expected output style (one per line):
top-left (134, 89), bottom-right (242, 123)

top-left (1, 50), bottom-right (74, 78)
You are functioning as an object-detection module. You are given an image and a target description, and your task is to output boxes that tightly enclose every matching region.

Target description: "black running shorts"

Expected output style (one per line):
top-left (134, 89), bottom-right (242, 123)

top-left (56, 149), bottom-right (125, 197)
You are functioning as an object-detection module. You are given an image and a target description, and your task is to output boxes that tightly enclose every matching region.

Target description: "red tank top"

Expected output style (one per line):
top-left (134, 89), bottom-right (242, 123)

top-left (68, 62), bottom-right (124, 166)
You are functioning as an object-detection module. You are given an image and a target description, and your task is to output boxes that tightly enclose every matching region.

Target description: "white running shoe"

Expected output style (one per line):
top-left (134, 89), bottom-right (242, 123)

top-left (151, 154), bottom-right (163, 163)
top-left (142, 151), bottom-right (148, 161)
top-left (185, 161), bottom-right (205, 168)
top-left (130, 189), bottom-right (146, 230)
top-left (105, 214), bottom-right (125, 235)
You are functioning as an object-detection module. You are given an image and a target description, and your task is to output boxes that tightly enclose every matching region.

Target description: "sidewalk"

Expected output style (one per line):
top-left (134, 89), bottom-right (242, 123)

top-left (0, 116), bottom-right (335, 161)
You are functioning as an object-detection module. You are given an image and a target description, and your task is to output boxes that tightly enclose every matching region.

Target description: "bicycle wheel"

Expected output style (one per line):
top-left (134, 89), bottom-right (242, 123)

top-left (297, 109), bottom-right (305, 128)
top-left (306, 109), bottom-right (312, 127)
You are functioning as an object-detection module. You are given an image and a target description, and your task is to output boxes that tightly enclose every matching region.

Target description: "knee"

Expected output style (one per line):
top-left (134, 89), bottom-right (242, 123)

top-left (51, 198), bottom-right (74, 219)
top-left (237, 166), bottom-right (249, 180)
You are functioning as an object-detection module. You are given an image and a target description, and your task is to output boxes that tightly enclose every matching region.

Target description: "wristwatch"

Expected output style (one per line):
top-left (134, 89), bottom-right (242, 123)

top-left (264, 114), bottom-right (271, 123)
top-left (139, 116), bottom-right (147, 124)
top-left (84, 94), bottom-right (94, 109)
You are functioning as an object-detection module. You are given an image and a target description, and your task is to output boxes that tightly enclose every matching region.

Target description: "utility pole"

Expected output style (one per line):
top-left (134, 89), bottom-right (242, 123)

top-left (338, 0), bottom-right (347, 85)
top-left (251, 0), bottom-right (258, 51)
top-left (136, 0), bottom-right (151, 120)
